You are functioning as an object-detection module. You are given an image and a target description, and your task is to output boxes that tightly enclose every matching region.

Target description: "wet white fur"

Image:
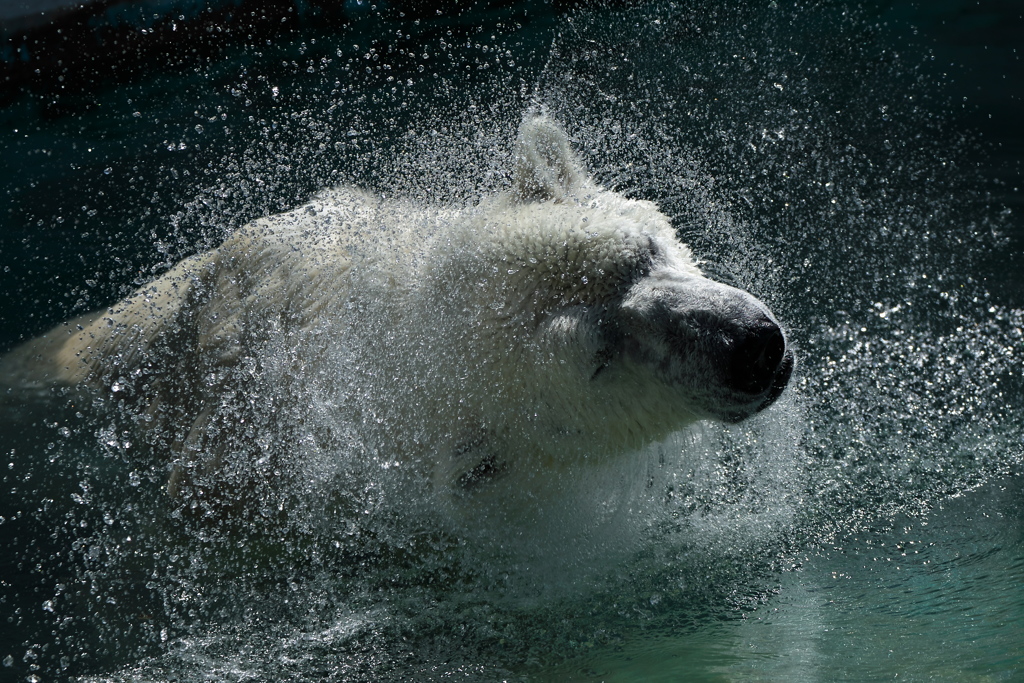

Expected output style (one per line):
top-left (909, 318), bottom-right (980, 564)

top-left (2, 116), bottom-right (770, 497)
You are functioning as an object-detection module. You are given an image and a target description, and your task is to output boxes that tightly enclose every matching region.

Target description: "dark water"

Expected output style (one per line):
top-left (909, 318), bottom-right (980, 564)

top-left (1, 1), bottom-right (1022, 681)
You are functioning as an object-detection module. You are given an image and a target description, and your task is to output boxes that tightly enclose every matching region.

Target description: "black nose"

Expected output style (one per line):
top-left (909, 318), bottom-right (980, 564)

top-left (726, 320), bottom-right (786, 396)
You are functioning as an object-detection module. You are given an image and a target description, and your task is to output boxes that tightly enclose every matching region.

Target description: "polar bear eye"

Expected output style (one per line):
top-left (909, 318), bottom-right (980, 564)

top-left (645, 238), bottom-right (661, 259)
top-left (588, 309), bottom-right (626, 380)
top-left (622, 238), bottom-right (660, 285)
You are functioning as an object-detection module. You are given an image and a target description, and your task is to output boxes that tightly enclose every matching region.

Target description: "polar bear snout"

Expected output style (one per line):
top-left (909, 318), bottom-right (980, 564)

top-left (616, 271), bottom-right (794, 423)
top-left (722, 317), bottom-right (794, 421)
top-left (726, 318), bottom-right (786, 396)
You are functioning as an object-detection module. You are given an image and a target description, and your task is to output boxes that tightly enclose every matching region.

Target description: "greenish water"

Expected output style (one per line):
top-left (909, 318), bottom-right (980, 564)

top-left (545, 477), bottom-right (1024, 681)
top-left (1, 2), bottom-right (1022, 681)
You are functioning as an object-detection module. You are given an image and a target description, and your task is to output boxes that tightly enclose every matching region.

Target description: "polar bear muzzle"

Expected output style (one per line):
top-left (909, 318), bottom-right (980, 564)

top-left (724, 318), bottom-right (794, 422)
top-left (613, 270), bottom-right (794, 424)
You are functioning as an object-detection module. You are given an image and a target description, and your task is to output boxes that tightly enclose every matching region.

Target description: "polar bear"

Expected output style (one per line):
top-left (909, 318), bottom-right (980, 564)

top-left (1, 116), bottom-right (793, 502)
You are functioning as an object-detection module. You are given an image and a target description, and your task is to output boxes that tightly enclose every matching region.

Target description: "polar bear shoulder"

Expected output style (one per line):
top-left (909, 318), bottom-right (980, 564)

top-left (1, 187), bottom-right (375, 394)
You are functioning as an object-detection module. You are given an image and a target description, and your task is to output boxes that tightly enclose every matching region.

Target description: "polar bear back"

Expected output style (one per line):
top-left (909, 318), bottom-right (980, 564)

top-left (0, 187), bottom-right (388, 395)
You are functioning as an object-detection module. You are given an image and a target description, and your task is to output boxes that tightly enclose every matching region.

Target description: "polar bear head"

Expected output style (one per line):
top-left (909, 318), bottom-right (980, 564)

top-left (419, 116), bottom-right (793, 485)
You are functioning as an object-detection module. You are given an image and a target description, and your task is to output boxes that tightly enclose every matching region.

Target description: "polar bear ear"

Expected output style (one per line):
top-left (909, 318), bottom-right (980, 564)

top-left (511, 115), bottom-right (587, 202)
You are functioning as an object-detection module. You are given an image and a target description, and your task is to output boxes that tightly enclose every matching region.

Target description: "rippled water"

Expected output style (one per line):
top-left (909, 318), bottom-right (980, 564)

top-left (542, 475), bottom-right (1024, 681)
top-left (1, 1), bottom-right (1022, 681)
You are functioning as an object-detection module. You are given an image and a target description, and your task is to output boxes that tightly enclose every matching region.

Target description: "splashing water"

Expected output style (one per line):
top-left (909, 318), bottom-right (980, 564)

top-left (1, 2), bottom-right (1021, 681)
